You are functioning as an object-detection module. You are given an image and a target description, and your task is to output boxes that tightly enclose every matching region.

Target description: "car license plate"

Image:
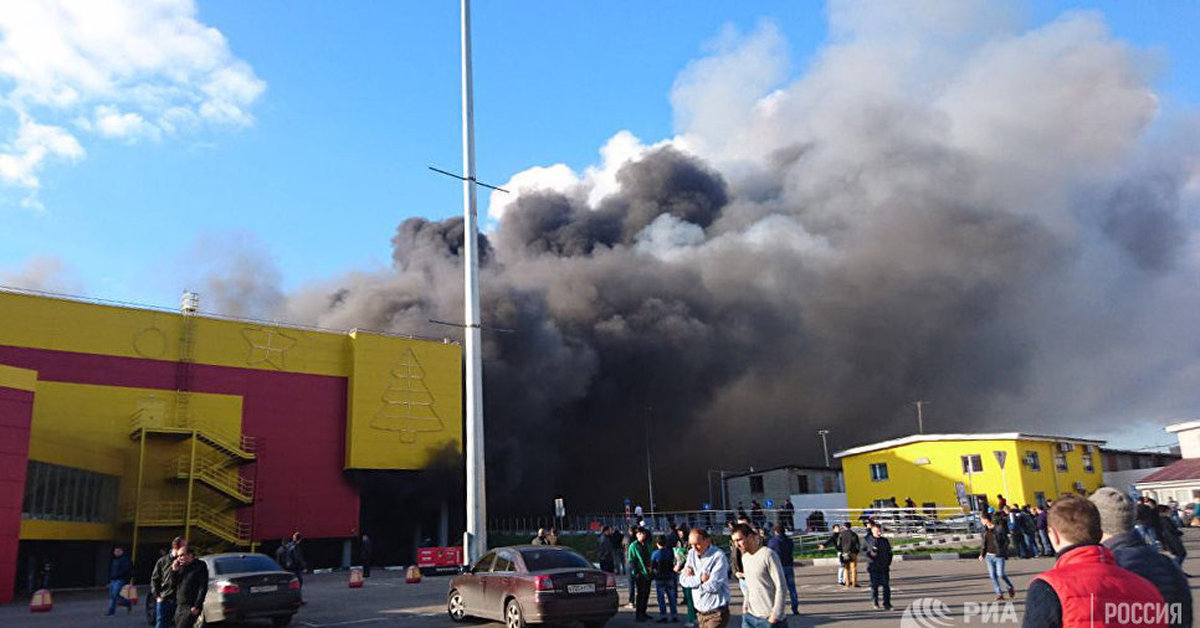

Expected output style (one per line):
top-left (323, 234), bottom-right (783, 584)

top-left (250, 585), bottom-right (278, 594)
top-left (567, 584), bottom-right (595, 594)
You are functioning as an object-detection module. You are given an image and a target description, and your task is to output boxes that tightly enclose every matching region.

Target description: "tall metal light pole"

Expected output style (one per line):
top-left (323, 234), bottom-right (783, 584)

top-left (460, 0), bottom-right (487, 564)
top-left (818, 430), bottom-right (831, 468)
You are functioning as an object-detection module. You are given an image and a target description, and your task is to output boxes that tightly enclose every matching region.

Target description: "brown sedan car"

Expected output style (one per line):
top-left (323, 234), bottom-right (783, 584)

top-left (447, 545), bottom-right (618, 628)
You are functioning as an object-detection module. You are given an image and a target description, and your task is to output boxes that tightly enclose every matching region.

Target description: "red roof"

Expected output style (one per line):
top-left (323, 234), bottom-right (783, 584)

top-left (1138, 458), bottom-right (1200, 483)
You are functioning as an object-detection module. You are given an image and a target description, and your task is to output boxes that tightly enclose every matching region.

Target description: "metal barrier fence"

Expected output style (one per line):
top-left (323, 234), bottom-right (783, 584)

top-left (489, 507), bottom-right (981, 538)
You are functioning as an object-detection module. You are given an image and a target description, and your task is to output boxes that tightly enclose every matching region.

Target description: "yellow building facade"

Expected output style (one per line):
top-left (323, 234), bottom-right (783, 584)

top-left (836, 433), bottom-right (1106, 514)
top-left (0, 289), bottom-right (463, 596)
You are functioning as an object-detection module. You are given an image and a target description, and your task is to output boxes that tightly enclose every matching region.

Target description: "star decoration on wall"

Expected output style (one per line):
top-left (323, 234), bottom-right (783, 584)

top-left (241, 327), bottom-right (298, 370)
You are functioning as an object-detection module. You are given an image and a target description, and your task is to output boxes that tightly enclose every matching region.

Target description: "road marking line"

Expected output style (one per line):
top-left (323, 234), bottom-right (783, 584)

top-left (299, 619), bottom-right (388, 627)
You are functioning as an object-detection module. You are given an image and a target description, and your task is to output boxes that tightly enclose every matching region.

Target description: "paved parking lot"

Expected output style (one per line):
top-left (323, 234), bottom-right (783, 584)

top-left (4, 537), bottom-right (1199, 628)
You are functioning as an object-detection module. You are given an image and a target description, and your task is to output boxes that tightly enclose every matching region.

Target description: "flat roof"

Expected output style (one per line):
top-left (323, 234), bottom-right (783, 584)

top-left (833, 432), bottom-right (1106, 459)
top-left (723, 464), bottom-right (843, 480)
top-left (0, 285), bottom-right (458, 344)
top-left (1166, 420), bottom-right (1200, 434)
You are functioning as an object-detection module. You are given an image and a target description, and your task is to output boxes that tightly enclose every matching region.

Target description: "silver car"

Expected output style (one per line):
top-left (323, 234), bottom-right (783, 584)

top-left (198, 552), bottom-right (302, 626)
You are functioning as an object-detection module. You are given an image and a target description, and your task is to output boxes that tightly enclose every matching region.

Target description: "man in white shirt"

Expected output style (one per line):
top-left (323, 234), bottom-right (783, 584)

top-left (730, 523), bottom-right (788, 628)
top-left (679, 528), bottom-right (731, 628)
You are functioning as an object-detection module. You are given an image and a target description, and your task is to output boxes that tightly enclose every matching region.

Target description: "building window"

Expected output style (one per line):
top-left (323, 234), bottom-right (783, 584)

top-left (869, 463), bottom-right (888, 482)
top-left (961, 454), bottom-right (983, 474)
top-left (796, 475), bottom-right (809, 493)
top-left (824, 475), bottom-right (835, 493)
top-left (1055, 451), bottom-right (1068, 472)
top-left (1034, 492), bottom-right (1047, 508)
top-left (21, 461), bottom-right (119, 523)
top-left (1024, 451), bottom-right (1041, 471)
top-left (1082, 452), bottom-right (1094, 473)
top-left (749, 475), bottom-right (764, 493)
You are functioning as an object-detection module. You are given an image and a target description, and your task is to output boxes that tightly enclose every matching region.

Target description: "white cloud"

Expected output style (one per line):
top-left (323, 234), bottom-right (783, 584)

top-left (0, 118), bottom-right (85, 191)
top-left (94, 105), bottom-right (160, 141)
top-left (0, 0), bottom-right (265, 202)
top-left (487, 130), bottom-right (680, 221)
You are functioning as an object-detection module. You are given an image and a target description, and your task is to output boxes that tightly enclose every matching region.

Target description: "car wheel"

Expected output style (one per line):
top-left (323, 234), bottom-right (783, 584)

top-left (144, 596), bottom-right (156, 626)
top-left (447, 589), bottom-right (468, 622)
top-left (504, 599), bottom-right (525, 628)
top-left (272, 615), bottom-right (294, 627)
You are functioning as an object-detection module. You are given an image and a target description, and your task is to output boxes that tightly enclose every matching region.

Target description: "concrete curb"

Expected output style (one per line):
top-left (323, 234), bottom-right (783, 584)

top-left (796, 551), bottom-right (978, 567)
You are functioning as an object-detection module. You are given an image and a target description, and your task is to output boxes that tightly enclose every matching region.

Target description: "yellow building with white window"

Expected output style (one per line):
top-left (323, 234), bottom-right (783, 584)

top-left (835, 433), bottom-right (1106, 514)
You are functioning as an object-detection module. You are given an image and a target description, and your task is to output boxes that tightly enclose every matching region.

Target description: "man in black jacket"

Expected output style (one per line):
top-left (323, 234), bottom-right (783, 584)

top-left (150, 537), bottom-right (184, 628)
top-left (863, 523), bottom-right (893, 610)
top-left (106, 546), bottom-right (134, 616)
top-left (1091, 488), bottom-right (1191, 628)
top-left (173, 546), bottom-right (208, 628)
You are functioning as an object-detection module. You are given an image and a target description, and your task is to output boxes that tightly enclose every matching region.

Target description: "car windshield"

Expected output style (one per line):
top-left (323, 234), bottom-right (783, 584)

top-left (214, 555), bottom-right (283, 575)
top-left (519, 549), bottom-right (592, 571)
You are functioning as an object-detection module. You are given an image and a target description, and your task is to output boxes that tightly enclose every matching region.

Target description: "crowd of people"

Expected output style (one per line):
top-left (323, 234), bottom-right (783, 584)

top-left (585, 488), bottom-right (1192, 628)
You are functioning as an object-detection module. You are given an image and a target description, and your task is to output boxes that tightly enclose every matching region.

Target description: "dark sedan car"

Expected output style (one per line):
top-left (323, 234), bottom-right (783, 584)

top-left (447, 545), bottom-right (618, 628)
top-left (199, 553), bottom-right (302, 626)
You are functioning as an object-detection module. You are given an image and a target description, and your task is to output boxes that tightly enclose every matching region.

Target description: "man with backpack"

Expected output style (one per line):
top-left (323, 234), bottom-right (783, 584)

top-left (766, 526), bottom-right (799, 615)
top-left (651, 536), bottom-right (680, 623)
top-left (836, 523), bottom-right (860, 588)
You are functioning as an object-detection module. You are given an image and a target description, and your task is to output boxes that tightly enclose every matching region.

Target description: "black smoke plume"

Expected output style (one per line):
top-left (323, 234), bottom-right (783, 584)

top-left (255, 2), bottom-right (1200, 514)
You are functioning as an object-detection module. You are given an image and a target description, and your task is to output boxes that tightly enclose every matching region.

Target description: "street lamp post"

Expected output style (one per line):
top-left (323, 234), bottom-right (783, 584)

top-left (818, 430), bottom-right (831, 468)
top-left (460, 0), bottom-right (487, 564)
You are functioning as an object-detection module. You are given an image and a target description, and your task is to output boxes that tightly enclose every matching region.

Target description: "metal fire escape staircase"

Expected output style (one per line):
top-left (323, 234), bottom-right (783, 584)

top-left (129, 292), bottom-right (257, 549)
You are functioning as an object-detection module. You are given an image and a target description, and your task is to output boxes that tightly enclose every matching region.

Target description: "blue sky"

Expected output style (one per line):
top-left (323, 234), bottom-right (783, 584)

top-left (1, 0), bottom-right (1196, 307)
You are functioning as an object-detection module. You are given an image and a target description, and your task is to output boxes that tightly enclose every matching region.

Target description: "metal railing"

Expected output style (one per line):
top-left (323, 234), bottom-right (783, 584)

top-left (170, 456), bottom-right (255, 502)
top-left (124, 500), bottom-right (251, 545)
top-left (192, 502), bottom-right (252, 545)
top-left (129, 413), bottom-right (258, 457)
top-left (488, 507), bottom-right (981, 537)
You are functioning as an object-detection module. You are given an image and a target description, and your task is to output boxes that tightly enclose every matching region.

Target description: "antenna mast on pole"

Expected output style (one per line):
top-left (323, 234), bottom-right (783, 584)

top-left (913, 400), bottom-right (929, 434)
top-left (461, 0), bottom-right (487, 564)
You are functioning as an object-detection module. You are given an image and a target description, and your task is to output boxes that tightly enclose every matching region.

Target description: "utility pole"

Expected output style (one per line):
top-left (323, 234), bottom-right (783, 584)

top-left (460, 0), bottom-right (487, 564)
top-left (818, 429), bottom-right (831, 468)
top-left (644, 409), bottom-right (656, 517)
top-left (912, 401), bottom-right (929, 434)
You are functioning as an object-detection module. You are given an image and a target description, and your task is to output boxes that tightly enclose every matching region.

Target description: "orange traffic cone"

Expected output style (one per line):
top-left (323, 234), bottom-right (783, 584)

top-left (405, 565), bottom-right (422, 584)
top-left (30, 588), bottom-right (53, 612)
top-left (349, 567), bottom-right (364, 588)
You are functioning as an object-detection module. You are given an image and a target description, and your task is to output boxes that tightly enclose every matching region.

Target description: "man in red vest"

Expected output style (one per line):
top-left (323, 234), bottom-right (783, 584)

top-left (1023, 494), bottom-right (1169, 628)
